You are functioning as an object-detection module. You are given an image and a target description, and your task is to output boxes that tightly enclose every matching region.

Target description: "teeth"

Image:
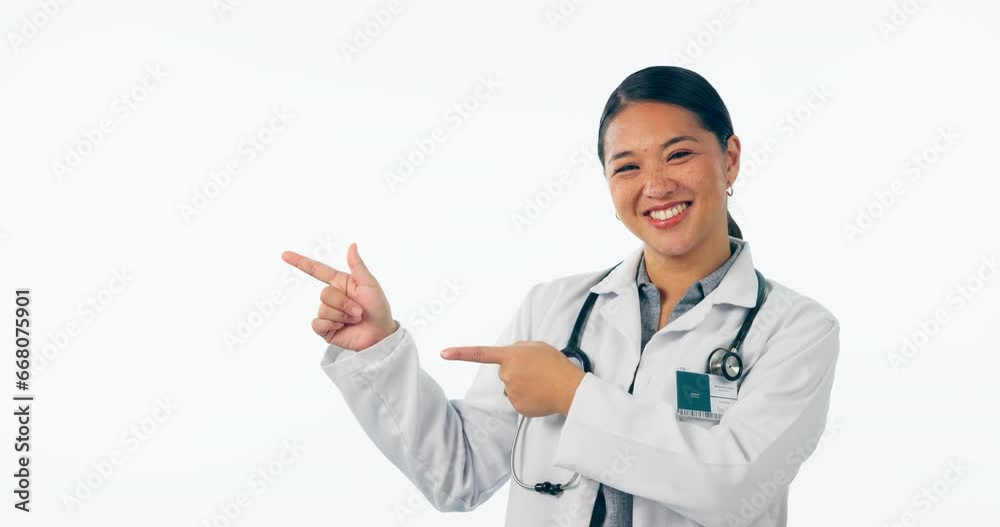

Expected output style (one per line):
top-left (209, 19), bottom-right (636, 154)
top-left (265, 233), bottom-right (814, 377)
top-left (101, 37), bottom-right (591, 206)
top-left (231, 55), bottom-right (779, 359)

top-left (649, 202), bottom-right (689, 221)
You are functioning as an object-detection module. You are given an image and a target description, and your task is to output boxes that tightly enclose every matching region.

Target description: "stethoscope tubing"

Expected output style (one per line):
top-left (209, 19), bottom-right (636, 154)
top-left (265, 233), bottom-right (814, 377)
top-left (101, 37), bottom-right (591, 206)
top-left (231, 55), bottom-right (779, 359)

top-left (508, 261), bottom-right (767, 496)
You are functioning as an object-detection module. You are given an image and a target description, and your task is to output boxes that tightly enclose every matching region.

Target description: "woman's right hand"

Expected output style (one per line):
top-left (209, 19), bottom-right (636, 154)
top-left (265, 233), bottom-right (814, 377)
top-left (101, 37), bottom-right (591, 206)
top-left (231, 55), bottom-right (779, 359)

top-left (281, 242), bottom-right (398, 351)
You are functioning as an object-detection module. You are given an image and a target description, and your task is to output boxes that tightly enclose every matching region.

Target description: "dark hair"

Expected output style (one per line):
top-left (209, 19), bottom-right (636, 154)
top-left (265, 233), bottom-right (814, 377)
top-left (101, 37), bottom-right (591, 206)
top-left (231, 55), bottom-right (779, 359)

top-left (597, 66), bottom-right (742, 239)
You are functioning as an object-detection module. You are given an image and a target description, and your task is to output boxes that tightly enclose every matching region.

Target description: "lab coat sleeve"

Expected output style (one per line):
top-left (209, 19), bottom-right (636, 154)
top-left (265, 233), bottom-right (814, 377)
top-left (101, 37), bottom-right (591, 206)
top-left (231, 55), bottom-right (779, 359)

top-left (319, 285), bottom-right (538, 512)
top-left (552, 306), bottom-right (840, 527)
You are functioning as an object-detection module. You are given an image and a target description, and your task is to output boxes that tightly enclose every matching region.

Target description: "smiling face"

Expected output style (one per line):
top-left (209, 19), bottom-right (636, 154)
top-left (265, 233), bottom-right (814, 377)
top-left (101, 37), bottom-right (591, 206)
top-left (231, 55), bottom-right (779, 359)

top-left (603, 101), bottom-right (741, 259)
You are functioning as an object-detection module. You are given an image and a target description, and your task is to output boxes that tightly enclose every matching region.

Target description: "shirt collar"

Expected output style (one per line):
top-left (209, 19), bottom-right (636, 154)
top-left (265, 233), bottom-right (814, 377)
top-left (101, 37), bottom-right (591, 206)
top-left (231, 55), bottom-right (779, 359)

top-left (589, 236), bottom-right (758, 309)
top-left (636, 238), bottom-right (743, 299)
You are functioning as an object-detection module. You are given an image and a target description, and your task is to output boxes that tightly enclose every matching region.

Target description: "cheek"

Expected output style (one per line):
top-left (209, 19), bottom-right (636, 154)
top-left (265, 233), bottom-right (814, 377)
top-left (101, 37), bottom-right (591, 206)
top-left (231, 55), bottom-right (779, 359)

top-left (608, 181), bottom-right (635, 207)
top-left (682, 161), bottom-right (726, 195)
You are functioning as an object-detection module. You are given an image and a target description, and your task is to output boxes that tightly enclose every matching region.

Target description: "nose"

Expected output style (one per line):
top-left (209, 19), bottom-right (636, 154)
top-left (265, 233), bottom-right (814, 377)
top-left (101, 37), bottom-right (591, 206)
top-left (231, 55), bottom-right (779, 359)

top-left (643, 166), bottom-right (678, 197)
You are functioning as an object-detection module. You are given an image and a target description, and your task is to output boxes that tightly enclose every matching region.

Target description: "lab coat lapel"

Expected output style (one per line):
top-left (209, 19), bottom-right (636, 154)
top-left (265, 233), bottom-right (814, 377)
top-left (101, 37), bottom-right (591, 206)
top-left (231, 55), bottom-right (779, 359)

top-left (587, 240), bottom-right (760, 341)
top-left (665, 240), bottom-right (761, 333)
top-left (587, 245), bottom-right (644, 358)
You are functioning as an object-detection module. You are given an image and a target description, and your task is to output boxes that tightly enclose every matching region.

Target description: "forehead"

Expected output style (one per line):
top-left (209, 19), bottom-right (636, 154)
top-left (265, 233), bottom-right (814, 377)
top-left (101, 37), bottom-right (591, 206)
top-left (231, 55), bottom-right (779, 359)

top-left (604, 101), bottom-right (705, 149)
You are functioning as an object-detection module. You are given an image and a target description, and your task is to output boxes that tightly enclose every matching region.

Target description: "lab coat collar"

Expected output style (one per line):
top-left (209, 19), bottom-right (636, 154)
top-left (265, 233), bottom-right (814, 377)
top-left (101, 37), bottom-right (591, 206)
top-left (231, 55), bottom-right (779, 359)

top-left (588, 237), bottom-right (759, 337)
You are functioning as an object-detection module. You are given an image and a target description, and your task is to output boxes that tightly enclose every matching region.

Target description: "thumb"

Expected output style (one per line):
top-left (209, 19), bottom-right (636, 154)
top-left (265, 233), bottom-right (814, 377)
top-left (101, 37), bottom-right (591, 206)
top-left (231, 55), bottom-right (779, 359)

top-left (346, 242), bottom-right (379, 286)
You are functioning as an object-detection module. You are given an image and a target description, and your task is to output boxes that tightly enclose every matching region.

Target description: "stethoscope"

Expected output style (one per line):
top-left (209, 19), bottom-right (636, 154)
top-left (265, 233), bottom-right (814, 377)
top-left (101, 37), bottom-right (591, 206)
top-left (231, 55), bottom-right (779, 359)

top-left (509, 260), bottom-right (768, 496)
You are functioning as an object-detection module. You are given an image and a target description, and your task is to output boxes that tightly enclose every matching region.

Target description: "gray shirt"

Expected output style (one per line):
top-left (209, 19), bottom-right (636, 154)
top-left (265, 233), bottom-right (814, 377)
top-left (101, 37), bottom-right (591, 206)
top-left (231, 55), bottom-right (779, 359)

top-left (590, 237), bottom-right (745, 527)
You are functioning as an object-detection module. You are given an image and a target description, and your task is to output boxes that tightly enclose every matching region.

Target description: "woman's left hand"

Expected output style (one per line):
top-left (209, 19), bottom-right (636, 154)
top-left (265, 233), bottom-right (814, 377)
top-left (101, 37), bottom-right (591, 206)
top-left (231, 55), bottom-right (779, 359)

top-left (441, 341), bottom-right (586, 417)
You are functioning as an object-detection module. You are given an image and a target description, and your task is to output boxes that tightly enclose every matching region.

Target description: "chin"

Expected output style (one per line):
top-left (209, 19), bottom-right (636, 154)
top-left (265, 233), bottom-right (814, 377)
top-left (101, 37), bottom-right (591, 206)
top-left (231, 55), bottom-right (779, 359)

top-left (648, 239), bottom-right (694, 258)
top-left (639, 230), bottom-right (696, 257)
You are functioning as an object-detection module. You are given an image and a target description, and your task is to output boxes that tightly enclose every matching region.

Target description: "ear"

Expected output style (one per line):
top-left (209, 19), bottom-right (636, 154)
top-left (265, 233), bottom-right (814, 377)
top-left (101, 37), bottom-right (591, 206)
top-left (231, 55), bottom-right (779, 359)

top-left (724, 134), bottom-right (741, 188)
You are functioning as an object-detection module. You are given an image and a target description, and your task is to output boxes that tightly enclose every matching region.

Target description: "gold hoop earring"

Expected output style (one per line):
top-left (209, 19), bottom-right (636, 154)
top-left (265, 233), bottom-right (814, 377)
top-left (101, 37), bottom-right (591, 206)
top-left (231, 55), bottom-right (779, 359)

top-left (726, 186), bottom-right (734, 197)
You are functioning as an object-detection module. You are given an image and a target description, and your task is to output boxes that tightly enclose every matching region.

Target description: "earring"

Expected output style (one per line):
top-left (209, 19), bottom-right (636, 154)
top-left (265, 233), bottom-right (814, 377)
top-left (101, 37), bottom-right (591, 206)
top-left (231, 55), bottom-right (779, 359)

top-left (726, 186), bottom-right (734, 197)
top-left (615, 212), bottom-right (621, 220)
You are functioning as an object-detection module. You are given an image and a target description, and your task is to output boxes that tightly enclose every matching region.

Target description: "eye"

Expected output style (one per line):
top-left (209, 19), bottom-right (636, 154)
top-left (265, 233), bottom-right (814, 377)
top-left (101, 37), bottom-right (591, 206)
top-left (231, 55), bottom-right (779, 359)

top-left (668, 151), bottom-right (692, 161)
top-left (614, 163), bottom-right (638, 174)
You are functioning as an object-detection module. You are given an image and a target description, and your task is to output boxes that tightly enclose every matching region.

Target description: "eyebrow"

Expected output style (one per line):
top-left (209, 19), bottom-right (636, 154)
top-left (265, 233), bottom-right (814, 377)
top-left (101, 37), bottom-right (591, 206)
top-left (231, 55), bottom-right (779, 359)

top-left (607, 135), bottom-right (699, 165)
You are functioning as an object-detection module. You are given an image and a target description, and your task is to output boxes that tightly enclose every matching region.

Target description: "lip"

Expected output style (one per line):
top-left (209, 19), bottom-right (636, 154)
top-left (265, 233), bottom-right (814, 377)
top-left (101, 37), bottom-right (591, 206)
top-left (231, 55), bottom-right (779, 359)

top-left (644, 201), bottom-right (692, 229)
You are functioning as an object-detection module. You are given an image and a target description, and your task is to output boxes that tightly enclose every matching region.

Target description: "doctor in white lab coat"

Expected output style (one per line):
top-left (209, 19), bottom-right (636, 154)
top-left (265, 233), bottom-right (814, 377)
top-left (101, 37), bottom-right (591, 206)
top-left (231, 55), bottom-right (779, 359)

top-left (282, 65), bottom-right (840, 527)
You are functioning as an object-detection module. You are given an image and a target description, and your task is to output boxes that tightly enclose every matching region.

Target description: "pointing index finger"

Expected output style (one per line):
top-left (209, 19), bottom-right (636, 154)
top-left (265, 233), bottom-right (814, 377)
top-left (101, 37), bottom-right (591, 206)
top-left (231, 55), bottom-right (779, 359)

top-left (440, 346), bottom-right (509, 364)
top-left (281, 250), bottom-right (345, 285)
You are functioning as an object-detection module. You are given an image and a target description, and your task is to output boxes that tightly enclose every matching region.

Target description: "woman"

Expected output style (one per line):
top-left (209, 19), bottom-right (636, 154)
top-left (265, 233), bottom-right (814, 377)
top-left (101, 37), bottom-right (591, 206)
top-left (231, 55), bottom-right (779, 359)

top-left (282, 66), bottom-right (839, 527)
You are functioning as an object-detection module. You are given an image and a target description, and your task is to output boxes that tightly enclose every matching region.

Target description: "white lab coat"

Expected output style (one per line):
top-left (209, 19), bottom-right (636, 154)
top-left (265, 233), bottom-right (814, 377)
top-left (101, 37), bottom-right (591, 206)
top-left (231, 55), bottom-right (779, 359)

top-left (320, 240), bottom-right (840, 527)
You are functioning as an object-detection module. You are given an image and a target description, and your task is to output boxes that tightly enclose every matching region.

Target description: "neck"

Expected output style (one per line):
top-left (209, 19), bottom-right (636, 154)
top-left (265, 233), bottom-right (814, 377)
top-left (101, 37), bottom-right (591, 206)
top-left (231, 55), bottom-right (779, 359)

top-left (643, 231), bottom-right (732, 302)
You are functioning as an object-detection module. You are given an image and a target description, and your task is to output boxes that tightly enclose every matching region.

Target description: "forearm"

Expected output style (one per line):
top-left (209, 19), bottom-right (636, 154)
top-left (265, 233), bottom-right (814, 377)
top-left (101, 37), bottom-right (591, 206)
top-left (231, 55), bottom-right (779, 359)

top-left (321, 323), bottom-right (515, 511)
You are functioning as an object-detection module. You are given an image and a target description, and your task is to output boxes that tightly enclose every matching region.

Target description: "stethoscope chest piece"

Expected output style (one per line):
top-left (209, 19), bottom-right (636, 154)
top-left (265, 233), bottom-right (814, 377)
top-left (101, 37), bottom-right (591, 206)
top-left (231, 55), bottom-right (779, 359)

top-left (706, 347), bottom-right (743, 381)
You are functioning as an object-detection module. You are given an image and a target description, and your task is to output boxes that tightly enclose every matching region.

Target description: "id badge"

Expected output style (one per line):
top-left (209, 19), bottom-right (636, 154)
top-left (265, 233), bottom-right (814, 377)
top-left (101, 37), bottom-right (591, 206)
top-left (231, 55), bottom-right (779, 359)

top-left (675, 369), bottom-right (738, 422)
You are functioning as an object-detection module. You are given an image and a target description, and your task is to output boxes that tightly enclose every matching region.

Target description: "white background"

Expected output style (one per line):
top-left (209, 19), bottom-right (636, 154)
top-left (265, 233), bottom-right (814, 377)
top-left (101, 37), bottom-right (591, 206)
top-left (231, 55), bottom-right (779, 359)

top-left (2, 0), bottom-right (998, 525)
